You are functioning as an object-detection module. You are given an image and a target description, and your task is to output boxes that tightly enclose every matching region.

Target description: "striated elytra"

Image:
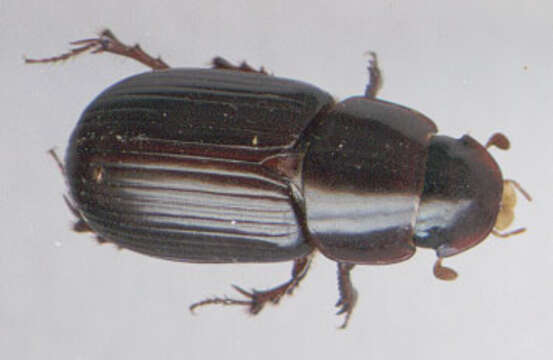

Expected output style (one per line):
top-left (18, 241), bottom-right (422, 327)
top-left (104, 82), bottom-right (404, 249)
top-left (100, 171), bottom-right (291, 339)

top-left (28, 30), bottom-right (530, 328)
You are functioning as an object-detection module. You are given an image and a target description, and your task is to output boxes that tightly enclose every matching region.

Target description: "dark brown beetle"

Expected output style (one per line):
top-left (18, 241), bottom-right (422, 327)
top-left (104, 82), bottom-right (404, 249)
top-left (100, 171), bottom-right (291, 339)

top-left (27, 30), bottom-right (530, 328)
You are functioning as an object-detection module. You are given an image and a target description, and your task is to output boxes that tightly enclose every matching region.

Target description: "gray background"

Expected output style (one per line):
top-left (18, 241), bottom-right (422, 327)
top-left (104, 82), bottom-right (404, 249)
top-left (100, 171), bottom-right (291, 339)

top-left (2, 1), bottom-right (551, 359)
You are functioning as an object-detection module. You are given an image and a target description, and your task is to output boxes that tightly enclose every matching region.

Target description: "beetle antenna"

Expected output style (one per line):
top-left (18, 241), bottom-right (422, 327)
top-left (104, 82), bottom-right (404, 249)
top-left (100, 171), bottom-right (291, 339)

top-left (485, 132), bottom-right (510, 150)
top-left (495, 179), bottom-right (532, 229)
top-left (505, 179), bottom-right (532, 201)
top-left (492, 228), bottom-right (526, 238)
top-left (433, 258), bottom-right (458, 281)
top-left (493, 179), bottom-right (532, 237)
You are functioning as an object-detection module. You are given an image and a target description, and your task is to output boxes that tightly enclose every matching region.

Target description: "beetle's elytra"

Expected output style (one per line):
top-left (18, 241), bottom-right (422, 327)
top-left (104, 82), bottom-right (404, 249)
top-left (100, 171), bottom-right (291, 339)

top-left (28, 30), bottom-right (530, 328)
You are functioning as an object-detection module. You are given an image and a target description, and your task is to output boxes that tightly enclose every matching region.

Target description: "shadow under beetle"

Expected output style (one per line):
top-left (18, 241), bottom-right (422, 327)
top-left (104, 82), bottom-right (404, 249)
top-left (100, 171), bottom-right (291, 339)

top-left (27, 29), bottom-right (531, 328)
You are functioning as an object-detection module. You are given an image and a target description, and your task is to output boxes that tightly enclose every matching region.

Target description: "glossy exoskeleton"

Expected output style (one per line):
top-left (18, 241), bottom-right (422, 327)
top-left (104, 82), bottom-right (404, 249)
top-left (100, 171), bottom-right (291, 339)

top-left (28, 30), bottom-right (530, 328)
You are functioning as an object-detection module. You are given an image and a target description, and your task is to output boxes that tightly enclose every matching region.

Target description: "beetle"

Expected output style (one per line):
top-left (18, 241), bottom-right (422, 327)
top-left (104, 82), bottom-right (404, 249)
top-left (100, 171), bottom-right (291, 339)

top-left (27, 29), bottom-right (530, 328)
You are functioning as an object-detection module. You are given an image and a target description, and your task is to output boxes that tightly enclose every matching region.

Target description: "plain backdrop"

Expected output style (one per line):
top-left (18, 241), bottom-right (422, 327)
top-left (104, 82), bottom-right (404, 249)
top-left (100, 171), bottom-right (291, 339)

top-left (1, 1), bottom-right (551, 359)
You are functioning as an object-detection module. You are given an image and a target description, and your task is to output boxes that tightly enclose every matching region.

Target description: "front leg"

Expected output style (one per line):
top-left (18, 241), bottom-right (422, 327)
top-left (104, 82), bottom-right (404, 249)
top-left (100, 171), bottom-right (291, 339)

top-left (335, 262), bottom-right (358, 329)
top-left (364, 51), bottom-right (383, 99)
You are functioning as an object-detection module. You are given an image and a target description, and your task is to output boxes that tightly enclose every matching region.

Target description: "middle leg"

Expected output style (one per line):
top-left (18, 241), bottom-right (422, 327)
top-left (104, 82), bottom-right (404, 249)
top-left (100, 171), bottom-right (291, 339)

top-left (190, 255), bottom-right (312, 315)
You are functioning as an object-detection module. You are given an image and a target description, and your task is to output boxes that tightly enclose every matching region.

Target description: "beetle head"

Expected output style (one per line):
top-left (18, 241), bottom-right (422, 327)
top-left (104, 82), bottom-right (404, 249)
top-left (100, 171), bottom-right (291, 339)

top-left (428, 133), bottom-right (531, 281)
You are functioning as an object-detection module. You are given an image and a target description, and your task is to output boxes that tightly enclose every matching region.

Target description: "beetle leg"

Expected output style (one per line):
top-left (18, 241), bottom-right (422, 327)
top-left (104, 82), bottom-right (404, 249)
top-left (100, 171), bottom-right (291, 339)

top-left (61, 195), bottom-right (92, 233)
top-left (189, 255), bottom-right (311, 315)
top-left (364, 51), bottom-right (383, 99)
top-left (335, 263), bottom-right (358, 329)
top-left (47, 148), bottom-right (65, 175)
top-left (25, 29), bottom-right (170, 70)
top-left (211, 56), bottom-right (269, 75)
top-left (48, 149), bottom-right (93, 233)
